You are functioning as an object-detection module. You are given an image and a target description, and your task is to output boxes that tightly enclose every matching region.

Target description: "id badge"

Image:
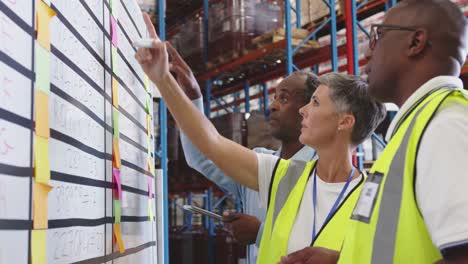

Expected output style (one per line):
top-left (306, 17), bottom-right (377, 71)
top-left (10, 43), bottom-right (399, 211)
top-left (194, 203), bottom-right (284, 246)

top-left (351, 172), bottom-right (384, 223)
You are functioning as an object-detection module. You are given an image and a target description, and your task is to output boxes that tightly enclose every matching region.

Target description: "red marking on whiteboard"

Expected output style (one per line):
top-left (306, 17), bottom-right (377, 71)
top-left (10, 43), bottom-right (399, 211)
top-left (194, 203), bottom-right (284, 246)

top-left (2, 77), bottom-right (12, 97)
top-left (1, 141), bottom-right (14, 155)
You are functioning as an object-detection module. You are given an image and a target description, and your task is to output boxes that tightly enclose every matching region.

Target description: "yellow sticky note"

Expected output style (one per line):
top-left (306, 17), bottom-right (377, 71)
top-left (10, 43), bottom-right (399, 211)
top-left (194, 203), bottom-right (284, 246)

top-left (34, 135), bottom-right (50, 183)
top-left (33, 182), bottom-right (52, 229)
top-left (146, 115), bottom-right (151, 135)
top-left (35, 90), bottom-right (50, 138)
top-left (144, 75), bottom-right (149, 92)
top-left (36, 0), bottom-right (56, 51)
top-left (31, 229), bottom-right (47, 264)
top-left (147, 156), bottom-right (155, 176)
top-left (114, 224), bottom-right (125, 253)
top-left (113, 138), bottom-right (121, 169)
top-left (112, 78), bottom-right (119, 107)
top-left (112, 46), bottom-right (118, 74)
top-left (148, 199), bottom-right (153, 221)
top-left (35, 43), bottom-right (51, 94)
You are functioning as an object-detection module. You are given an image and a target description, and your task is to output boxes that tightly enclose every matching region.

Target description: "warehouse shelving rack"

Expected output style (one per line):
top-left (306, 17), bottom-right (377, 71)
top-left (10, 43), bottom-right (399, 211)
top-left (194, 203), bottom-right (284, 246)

top-left (157, 2), bottom-right (394, 263)
top-left (155, 0), bottom-right (468, 262)
top-left (196, 0), bottom-right (394, 170)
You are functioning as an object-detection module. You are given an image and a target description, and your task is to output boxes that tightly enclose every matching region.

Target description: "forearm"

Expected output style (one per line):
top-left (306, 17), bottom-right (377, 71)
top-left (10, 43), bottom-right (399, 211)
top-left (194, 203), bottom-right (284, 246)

top-left (153, 74), bottom-right (259, 190)
top-left (179, 99), bottom-right (240, 194)
top-left (180, 135), bottom-right (239, 193)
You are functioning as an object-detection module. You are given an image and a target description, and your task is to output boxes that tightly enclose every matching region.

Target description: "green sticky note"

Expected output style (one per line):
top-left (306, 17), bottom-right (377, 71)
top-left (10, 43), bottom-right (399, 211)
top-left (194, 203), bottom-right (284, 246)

top-left (112, 46), bottom-right (118, 75)
top-left (110, 0), bottom-right (118, 17)
top-left (113, 108), bottom-right (120, 138)
top-left (114, 199), bottom-right (121, 223)
top-left (35, 43), bottom-right (50, 94)
top-left (145, 97), bottom-right (150, 114)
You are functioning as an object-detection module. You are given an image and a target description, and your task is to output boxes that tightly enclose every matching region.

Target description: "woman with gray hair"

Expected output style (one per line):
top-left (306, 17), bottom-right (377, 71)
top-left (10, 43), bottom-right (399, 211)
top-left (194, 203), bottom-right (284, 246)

top-left (135, 14), bottom-right (386, 264)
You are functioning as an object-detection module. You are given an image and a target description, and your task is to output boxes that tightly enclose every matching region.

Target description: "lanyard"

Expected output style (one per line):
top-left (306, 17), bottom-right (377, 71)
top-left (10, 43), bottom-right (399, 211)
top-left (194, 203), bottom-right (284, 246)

top-left (311, 166), bottom-right (355, 242)
top-left (311, 151), bottom-right (317, 161)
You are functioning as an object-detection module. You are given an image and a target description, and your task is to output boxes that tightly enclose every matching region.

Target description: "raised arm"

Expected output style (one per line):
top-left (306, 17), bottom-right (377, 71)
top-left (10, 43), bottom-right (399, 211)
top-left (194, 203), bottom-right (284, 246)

top-left (135, 14), bottom-right (259, 190)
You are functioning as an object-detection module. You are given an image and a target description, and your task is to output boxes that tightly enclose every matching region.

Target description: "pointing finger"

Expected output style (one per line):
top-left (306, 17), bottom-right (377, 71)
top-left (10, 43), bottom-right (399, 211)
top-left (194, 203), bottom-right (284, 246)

top-left (143, 13), bottom-right (159, 41)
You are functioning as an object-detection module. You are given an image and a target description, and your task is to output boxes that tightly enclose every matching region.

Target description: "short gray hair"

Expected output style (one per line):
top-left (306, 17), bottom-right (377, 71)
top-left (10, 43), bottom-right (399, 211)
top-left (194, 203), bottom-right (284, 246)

top-left (318, 72), bottom-right (386, 146)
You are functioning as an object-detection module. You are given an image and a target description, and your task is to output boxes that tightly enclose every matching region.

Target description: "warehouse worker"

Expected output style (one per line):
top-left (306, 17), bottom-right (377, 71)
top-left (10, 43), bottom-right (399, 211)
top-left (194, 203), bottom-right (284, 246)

top-left (165, 44), bottom-right (317, 264)
top-left (135, 14), bottom-right (385, 263)
top-left (336, 0), bottom-right (468, 263)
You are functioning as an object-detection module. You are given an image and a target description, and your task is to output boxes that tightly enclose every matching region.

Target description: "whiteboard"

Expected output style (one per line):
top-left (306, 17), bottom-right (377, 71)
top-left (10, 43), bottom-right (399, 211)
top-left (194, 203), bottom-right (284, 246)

top-left (0, 0), bottom-right (159, 263)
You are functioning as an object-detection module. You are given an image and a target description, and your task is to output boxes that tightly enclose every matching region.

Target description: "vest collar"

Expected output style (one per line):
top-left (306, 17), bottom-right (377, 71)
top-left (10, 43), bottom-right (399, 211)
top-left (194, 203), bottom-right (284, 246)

top-left (275, 146), bottom-right (317, 161)
top-left (385, 76), bottom-right (463, 142)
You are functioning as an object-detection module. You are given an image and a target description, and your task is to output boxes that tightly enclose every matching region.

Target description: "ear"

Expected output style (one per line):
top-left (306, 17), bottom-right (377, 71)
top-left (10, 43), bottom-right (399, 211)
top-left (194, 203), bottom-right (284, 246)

top-left (407, 28), bottom-right (430, 57)
top-left (338, 113), bottom-right (355, 132)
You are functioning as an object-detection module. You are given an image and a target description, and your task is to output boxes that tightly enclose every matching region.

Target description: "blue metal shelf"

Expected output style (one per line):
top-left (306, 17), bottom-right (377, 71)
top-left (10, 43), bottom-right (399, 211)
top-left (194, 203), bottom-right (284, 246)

top-left (198, 0), bottom-right (392, 114)
top-left (157, 1), bottom-right (169, 263)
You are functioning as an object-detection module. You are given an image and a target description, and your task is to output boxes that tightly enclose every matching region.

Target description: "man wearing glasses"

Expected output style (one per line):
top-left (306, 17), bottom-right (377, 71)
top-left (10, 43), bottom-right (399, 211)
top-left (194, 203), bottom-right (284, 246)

top-left (280, 0), bottom-right (468, 263)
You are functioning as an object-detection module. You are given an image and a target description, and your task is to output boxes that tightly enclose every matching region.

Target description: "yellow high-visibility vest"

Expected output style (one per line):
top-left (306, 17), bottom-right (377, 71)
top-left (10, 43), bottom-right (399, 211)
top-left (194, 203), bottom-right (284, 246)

top-left (257, 159), bottom-right (365, 264)
top-left (339, 88), bottom-right (468, 263)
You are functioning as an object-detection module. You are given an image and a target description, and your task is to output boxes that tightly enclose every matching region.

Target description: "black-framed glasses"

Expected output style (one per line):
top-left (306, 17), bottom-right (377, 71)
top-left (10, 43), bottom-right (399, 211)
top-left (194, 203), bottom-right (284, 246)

top-left (369, 24), bottom-right (419, 49)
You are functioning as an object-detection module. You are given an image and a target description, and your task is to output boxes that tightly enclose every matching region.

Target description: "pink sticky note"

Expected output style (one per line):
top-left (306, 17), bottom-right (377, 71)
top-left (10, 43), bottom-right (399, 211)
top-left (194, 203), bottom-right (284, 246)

top-left (148, 177), bottom-right (153, 198)
top-left (113, 168), bottom-right (122, 200)
top-left (111, 16), bottom-right (118, 47)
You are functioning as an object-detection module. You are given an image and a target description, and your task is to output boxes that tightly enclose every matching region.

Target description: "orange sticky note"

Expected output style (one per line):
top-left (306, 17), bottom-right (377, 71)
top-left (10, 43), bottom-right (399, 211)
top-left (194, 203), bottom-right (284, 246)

top-left (114, 223), bottom-right (125, 253)
top-left (36, 0), bottom-right (56, 51)
top-left (33, 182), bottom-right (53, 229)
top-left (112, 78), bottom-right (119, 107)
top-left (31, 229), bottom-right (47, 264)
top-left (34, 135), bottom-right (50, 183)
top-left (113, 138), bottom-right (121, 169)
top-left (35, 90), bottom-right (50, 138)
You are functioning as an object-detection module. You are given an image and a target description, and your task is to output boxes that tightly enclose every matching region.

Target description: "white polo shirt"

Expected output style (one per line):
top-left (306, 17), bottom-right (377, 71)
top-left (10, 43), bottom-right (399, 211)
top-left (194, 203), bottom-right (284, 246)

top-left (386, 76), bottom-right (468, 251)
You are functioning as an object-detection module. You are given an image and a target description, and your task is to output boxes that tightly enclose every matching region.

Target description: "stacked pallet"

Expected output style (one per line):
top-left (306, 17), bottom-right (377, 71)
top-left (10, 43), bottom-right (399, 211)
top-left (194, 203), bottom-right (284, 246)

top-left (251, 28), bottom-right (320, 50)
top-left (291, 0), bottom-right (360, 28)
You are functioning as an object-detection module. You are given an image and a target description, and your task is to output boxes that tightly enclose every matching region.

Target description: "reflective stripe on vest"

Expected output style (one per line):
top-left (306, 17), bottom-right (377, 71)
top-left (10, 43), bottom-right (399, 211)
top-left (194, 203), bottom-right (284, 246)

top-left (371, 97), bottom-right (435, 263)
top-left (339, 88), bottom-right (468, 263)
top-left (257, 159), bottom-right (312, 264)
top-left (271, 160), bottom-right (308, 229)
top-left (258, 159), bottom-right (364, 264)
